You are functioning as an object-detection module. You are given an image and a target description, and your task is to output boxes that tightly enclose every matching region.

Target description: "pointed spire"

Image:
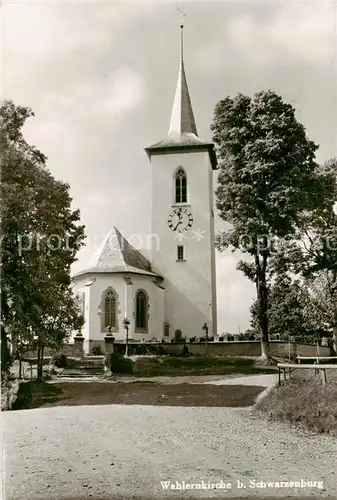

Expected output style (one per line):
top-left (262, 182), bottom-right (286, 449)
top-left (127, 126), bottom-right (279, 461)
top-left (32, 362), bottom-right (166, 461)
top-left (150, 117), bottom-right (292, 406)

top-left (168, 24), bottom-right (198, 138)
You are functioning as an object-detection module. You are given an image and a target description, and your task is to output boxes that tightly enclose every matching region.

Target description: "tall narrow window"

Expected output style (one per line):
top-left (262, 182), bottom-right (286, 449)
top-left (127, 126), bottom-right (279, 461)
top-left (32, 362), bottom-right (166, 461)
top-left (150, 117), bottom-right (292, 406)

top-left (135, 290), bottom-right (148, 331)
top-left (177, 245), bottom-right (185, 261)
top-left (80, 292), bottom-right (85, 316)
top-left (104, 290), bottom-right (117, 328)
top-left (175, 168), bottom-right (187, 203)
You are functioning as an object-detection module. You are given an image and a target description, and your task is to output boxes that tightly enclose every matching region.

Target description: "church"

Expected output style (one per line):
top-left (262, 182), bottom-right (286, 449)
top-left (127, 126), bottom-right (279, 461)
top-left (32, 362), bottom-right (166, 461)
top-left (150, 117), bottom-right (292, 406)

top-left (72, 25), bottom-right (218, 353)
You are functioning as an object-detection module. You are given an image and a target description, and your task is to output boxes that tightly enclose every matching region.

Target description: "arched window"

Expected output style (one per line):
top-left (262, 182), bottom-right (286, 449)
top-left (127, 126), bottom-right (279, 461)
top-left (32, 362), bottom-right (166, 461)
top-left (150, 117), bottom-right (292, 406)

top-left (104, 290), bottom-right (117, 328)
top-left (175, 168), bottom-right (187, 203)
top-left (135, 290), bottom-right (148, 331)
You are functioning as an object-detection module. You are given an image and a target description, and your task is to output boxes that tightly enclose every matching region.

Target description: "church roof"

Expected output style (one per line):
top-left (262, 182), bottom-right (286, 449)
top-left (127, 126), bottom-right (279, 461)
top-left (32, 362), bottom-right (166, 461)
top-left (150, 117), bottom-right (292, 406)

top-left (145, 24), bottom-right (218, 170)
top-left (73, 227), bottom-right (162, 279)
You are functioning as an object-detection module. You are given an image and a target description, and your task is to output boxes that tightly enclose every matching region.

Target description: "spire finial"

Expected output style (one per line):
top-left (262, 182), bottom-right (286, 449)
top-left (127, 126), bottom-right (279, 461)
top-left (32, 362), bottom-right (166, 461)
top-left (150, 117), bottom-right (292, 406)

top-left (177, 7), bottom-right (186, 63)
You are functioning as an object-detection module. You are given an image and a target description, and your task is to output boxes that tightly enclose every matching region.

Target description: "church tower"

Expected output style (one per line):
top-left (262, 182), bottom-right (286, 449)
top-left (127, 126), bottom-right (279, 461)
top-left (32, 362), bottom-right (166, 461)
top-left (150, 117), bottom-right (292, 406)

top-left (145, 24), bottom-right (218, 339)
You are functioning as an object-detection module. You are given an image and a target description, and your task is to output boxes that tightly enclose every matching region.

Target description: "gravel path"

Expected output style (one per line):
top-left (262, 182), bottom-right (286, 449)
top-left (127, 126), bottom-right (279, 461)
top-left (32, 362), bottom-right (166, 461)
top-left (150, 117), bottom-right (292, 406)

top-left (48, 373), bottom-right (278, 385)
top-left (3, 401), bottom-right (336, 499)
top-left (203, 374), bottom-right (278, 387)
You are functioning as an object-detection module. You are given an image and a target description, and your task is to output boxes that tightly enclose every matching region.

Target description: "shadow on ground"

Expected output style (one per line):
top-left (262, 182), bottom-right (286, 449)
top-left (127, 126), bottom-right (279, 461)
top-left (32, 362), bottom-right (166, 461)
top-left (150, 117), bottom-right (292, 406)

top-left (20, 382), bottom-right (266, 409)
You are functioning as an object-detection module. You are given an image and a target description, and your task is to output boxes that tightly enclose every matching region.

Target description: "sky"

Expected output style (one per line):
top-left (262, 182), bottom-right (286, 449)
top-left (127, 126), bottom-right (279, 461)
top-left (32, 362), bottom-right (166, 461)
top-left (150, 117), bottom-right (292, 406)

top-left (2, 0), bottom-right (337, 334)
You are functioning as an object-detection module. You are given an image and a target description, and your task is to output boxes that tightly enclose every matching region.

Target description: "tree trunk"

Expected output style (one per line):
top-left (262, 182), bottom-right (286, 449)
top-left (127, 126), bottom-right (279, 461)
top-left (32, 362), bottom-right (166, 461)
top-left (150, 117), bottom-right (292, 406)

top-left (257, 266), bottom-right (271, 362)
top-left (37, 345), bottom-right (44, 379)
top-left (332, 325), bottom-right (337, 355)
top-left (37, 346), bottom-right (41, 379)
top-left (125, 328), bottom-right (129, 357)
top-left (1, 324), bottom-right (12, 374)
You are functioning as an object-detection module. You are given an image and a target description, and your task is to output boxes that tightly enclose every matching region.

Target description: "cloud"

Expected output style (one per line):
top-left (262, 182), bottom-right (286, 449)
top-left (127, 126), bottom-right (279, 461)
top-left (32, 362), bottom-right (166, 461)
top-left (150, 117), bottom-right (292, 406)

top-left (265, 3), bottom-right (336, 65)
top-left (196, 2), bottom-right (335, 69)
top-left (2, 1), bottom-right (166, 104)
top-left (100, 68), bottom-right (144, 118)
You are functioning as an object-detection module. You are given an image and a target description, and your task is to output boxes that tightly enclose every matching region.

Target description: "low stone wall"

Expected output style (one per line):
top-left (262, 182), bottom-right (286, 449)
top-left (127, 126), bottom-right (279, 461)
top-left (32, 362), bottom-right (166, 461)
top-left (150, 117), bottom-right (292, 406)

top-left (181, 341), bottom-right (331, 358)
top-left (21, 339), bottom-right (332, 360)
top-left (118, 341), bottom-right (332, 358)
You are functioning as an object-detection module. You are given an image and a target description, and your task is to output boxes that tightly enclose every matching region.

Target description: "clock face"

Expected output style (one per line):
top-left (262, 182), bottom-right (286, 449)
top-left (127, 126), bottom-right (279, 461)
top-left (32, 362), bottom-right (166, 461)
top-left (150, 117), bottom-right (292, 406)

top-left (168, 208), bottom-right (193, 233)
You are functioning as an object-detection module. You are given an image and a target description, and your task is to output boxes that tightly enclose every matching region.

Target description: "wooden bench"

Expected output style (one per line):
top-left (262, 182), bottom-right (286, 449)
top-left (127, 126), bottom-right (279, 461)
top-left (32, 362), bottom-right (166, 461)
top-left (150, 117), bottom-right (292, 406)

top-left (277, 363), bottom-right (337, 386)
top-left (297, 356), bottom-right (337, 364)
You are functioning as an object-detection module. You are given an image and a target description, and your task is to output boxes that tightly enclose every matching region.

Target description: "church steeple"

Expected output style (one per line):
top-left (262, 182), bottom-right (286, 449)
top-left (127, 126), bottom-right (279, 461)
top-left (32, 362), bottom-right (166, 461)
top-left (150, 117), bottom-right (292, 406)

top-left (145, 23), bottom-right (217, 170)
top-left (168, 24), bottom-right (198, 138)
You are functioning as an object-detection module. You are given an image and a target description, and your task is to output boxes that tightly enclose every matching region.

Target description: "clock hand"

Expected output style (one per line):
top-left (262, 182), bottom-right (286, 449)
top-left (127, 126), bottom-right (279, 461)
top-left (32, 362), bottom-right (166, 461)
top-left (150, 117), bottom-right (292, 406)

top-left (173, 219), bottom-right (183, 231)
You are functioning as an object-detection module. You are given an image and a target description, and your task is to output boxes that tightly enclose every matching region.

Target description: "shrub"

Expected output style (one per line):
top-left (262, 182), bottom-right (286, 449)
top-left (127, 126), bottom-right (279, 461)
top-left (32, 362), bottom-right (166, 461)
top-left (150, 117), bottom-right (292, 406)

top-left (137, 344), bottom-right (148, 355)
top-left (115, 344), bottom-right (125, 355)
top-left (219, 336), bottom-right (224, 341)
top-left (92, 346), bottom-right (102, 355)
top-left (52, 353), bottom-right (67, 368)
top-left (173, 329), bottom-right (183, 343)
top-left (208, 336), bottom-right (214, 342)
top-left (189, 336), bottom-right (196, 343)
top-left (181, 345), bottom-right (189, 356)
top-left (199, 337), bottom-right (205, 342)
top-left (147, 345), bottom-right (158, 355)
top-left (157, 345), bottom-right (167, 355)
top-left (106, 353), bottom-right (133, 374)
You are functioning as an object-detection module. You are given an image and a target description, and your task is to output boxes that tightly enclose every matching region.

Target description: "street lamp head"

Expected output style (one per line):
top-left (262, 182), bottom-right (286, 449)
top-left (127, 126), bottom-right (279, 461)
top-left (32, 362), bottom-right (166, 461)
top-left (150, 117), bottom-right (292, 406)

top-left (202, 322), bottom-right (208, 331)
top-left (123, 318), bottom-right (130, 328)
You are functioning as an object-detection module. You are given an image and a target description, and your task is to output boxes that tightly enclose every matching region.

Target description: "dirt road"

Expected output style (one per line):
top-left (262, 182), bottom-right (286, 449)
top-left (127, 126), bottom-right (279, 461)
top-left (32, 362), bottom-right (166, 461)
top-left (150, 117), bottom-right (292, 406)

top-left (3, 375), bottom-right (336, 500)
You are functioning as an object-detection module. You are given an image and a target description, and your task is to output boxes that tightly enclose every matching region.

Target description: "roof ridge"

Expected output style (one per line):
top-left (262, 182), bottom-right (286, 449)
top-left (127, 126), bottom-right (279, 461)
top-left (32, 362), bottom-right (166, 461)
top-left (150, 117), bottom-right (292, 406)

top-left (113, 226), bottom-right (152, 272)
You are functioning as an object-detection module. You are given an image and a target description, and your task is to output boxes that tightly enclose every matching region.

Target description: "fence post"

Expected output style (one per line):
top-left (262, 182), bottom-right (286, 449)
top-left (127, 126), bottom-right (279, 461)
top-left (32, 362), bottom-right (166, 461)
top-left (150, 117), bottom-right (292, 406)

top-left (104, 335), bottom-right (115, 355)
top-left (74, 334), bottom-right (84, 358)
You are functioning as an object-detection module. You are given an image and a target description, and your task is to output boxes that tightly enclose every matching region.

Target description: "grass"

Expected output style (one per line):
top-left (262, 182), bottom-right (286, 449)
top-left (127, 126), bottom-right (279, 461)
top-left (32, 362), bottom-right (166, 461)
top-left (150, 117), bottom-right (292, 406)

top-left (10, 357), bottom-right (276, 409)
top-left (255, 370), bottom-right (337, 436)
top-left (132, 356), bottom-right (277, 377)
top-left (12, 380), bottom-right (64, 410)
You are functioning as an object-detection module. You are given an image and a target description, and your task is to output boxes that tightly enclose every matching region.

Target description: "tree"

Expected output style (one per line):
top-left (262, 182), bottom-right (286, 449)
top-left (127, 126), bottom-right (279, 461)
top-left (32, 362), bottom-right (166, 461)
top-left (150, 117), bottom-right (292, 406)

top-left (275, 158), bottom-right (337, 352)
top-left (211, 90), bottom-right (321, 361)
top-left (249, 276), bottom-right (323, 341)
top-left (0, 101), bottom-right (85, 376)
top-left (304, 272), bottom-right (336, 339)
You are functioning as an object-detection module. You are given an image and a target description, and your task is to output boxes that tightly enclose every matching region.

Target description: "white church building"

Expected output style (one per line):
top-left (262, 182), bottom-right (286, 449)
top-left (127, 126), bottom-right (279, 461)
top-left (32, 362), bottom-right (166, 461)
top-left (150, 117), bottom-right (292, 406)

top-left (72, 25), bottom-right (218, 352)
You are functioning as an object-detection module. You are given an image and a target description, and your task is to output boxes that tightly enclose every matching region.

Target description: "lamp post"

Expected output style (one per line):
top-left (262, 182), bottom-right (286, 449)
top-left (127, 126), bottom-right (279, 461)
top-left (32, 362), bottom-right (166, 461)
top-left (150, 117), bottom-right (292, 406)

top-left (202, 322), bottom-right (209, 357)
top-left (123, 318), bottom-right (130, 357)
